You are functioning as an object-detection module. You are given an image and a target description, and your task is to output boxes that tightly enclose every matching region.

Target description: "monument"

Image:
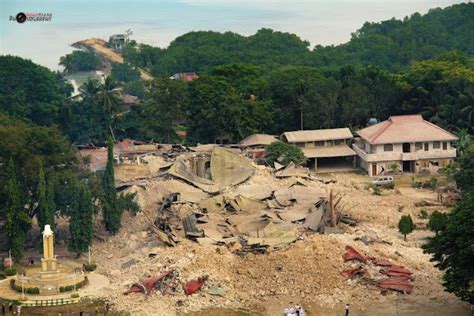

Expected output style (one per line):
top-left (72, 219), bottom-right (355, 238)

top-left (14, 225), bottom-right (87, 295)
top-left (40, 225), bottom-right (59, 277)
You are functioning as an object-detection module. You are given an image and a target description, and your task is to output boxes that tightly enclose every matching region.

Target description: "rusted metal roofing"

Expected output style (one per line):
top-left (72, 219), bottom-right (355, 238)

top-left (302, 145), bottom-right (356, 158)
top-left (282, 128), bottom-right (353, 143)
top-left (357, 115), bottom-right (458, 144)
top-left (78, 147), bottom-right (107, 172)
top-left (239, 134), bottom-right (278, 147)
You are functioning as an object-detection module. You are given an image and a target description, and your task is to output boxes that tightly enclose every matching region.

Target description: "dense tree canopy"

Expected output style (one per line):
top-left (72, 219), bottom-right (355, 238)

top-left (122, 3), bottom-right (473, 74)
top-left (0, 55), bottom-right (72, 125)
top-left (59, 50), bottom-right (102, 74)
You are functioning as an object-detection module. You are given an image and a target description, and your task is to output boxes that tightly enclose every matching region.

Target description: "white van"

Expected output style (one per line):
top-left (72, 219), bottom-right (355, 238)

top-left (370, 176), bottom-right (394, 186)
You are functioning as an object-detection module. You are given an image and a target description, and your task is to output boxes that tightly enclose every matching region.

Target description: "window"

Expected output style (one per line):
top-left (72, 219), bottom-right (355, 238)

top-left (295, 142), bottom-right (305, 148)
top-left (315, 141), bottom-right (324, 147)
top-left (443, 142), bottom-right (447, 150)
top-left (415, 142), bottom-right (422, 151)
top-left (424, 143), bottom-right (429, 151)
top-left (334, 139), bottom-right (342, 145)
top-left (433, 141), bottom-right (441, 149)
top-left (383, 144), bottom-right (393, 152)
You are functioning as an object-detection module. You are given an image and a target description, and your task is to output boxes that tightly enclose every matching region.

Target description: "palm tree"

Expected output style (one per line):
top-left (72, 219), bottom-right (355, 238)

top-left (97, 75), bottom-right (122, 139)
top-left (79, 78), bottom-right (100, 101)
top-left (455, 128), bottom-right (472, 156)
top-left (59, 55), bottom-right (74, 75)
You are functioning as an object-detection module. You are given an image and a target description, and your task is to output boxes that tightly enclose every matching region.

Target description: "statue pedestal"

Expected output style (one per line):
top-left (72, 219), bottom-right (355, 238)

top-left (40, 258), bottom-right (59, 279)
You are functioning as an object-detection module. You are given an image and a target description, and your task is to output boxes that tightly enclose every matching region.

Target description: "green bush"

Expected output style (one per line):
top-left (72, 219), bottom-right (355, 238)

top-left (25, 287), bottom-right (40, 294)
top-left (383, 182), bottom-right (395, 190)
top-left (424, 177), bottom-right (438, 190)
top-left (4, 267), bottom-right (17, 276)
top-left (0, 272), bottom-right (6, 280)
top-left (419, 208), bottom-right (429, 219)
top-left (71, 293), bottom-right (80, 298)
top-left (368, 183), bottom-right (382, 195)
top-left (84, 263), bottom-right (97, 272)
top-left (265, 141), bottom-right (305, 167)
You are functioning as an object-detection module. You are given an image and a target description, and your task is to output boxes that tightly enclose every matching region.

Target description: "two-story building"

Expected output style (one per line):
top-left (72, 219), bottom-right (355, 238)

top-left (352, 115), bottom-right (458, 176)
top-left (281, 128), bottom-right (356, 172)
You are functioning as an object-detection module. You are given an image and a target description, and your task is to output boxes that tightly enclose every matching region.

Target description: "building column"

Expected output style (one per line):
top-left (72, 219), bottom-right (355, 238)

top-left (314, 158), bottom-right (318, 172)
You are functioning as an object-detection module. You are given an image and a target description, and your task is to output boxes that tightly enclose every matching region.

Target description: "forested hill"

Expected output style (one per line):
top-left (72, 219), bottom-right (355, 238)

top-left (123, 3), bottom-right (474, 75)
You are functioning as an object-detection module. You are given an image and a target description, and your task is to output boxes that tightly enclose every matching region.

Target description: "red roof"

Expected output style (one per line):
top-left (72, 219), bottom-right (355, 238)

top-left (357, 115), bottom-right (458, 144)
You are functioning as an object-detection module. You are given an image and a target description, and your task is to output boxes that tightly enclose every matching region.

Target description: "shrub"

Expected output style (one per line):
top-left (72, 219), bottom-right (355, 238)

top-left (419, 208), bottom-right (428, 219)
top-left (368, 183), bottom-right (382, 195)
top-left (25, 287), bottom-right (39, 294)
top-left (265, 141), bottom-right (305, 167)
top-left (4, 267), bottom-right (17, 276)
top-left (383, 182), bottom-right (395, 190)
top-left (84, 263), bottom-right (97, 272)
top-left (0, 273), bottom-right (6, 280)
top-left (71, 293), bottom-right (80, 298)
top-left (425, 177), bottom-right (438, 190)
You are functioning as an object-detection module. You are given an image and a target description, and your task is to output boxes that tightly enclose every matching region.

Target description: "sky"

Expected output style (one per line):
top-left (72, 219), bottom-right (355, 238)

top-left (0, 0), bottom-right (467, 70)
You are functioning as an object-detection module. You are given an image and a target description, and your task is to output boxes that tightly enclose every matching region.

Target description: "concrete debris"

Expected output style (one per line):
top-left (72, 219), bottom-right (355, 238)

top-left (275, 162), bottom-right (311, 178)
top-left (91, 168), bottom-right (459, 315)
top-left (207, 287), bottom-right (225, 297)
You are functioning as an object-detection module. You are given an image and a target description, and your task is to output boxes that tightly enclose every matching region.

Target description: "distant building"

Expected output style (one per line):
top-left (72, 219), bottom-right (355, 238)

top-left (109, 34), bottom-right (129, 50)
top-left (281, 128), bottom-right (356, 172)
top-left (121, 94), bottom-right (140, 112)
top-left (239, 133), bottom-right (278, 159)
top-left (170, 72), bottom-right (199, 81)
top-left (78, 147), bottom-right (108, 172)
top-left (353, 115), bottom-right (458, 176)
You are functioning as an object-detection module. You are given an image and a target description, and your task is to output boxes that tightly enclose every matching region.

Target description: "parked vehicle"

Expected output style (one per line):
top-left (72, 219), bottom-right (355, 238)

top-left (370, 176), bottom-right (394, 186)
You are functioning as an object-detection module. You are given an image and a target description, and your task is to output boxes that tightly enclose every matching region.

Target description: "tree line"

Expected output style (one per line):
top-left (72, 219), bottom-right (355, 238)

top-left (122, 3), bottom-right (473, 75)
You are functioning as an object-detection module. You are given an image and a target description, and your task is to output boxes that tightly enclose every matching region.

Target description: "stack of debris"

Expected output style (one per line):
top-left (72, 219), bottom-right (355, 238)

top-left (341, 245), bottom-right (414, 294)
top-left (146, 172), bottom-right (356, 255)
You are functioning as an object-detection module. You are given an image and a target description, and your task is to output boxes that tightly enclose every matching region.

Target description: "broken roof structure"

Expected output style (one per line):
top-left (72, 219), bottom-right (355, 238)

top-left (167, 147), bottom-right (255, 193)
top-left (78, 147), bottom-right (108, 172)
top-left (239, 134), bottom-right (278, 147)
top-left (356, 115), bottom-right (458, 144)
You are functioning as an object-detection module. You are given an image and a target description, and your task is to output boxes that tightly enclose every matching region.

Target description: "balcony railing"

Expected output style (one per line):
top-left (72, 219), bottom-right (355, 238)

top-left (352, 145), bottom-right (456, 162)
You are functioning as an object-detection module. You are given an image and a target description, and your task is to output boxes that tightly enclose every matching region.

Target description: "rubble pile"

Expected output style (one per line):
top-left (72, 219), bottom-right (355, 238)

top-left (84, 144), bottom-right (464, 315)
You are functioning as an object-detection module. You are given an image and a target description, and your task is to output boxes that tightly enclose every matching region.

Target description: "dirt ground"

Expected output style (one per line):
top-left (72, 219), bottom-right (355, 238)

top-left (79, 170), bottom-right (470, 315)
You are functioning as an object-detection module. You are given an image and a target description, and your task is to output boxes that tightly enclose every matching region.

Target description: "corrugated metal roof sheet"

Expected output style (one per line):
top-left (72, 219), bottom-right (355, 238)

top-left (282, 128), bottom-right (353, 143)
top-left (302, 145), bottom-right (356, 158)
top-left (357, 115), bottom-right (458, 144)
top-left (239, 134), bottom-right (278, 147)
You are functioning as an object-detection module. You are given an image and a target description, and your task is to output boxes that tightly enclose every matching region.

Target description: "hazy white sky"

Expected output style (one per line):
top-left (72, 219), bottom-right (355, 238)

top-left (0, 0), bottom-right (467, 70)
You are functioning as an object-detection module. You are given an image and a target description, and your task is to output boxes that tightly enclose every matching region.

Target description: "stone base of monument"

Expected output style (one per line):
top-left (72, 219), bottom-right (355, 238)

top-left (15, 264), bottom-right (86, 296)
